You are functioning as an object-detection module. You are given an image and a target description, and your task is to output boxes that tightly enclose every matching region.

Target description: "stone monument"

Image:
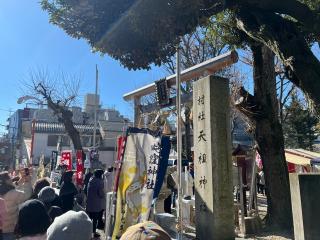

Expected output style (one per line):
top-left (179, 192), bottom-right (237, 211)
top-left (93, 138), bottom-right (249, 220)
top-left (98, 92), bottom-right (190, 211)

top-left (193, 75), bottom-right (234, 239)
top-left (290, 173), bottom-right (320, 240)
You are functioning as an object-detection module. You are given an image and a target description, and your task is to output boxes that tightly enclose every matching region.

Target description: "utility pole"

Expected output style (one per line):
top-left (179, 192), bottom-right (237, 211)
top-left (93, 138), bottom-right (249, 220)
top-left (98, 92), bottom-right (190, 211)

top-left (93, 64), bottom-right (99, 148)
top-left (30, 119), bottom-right (36, 166)
top-left (7, 109), bottom-right (15, 169)
top-left (176, 44), bottom-right (183, 239)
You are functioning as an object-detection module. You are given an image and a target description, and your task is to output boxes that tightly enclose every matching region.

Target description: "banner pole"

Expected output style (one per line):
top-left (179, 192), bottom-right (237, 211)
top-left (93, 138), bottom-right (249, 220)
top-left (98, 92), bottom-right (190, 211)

top-left (176, 43), bottom-right (183, 239)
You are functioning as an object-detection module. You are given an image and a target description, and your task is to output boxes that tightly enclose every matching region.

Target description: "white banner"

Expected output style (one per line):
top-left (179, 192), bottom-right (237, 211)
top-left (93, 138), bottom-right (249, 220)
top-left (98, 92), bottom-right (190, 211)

top-left (112, 129), bottom-right (162, 239)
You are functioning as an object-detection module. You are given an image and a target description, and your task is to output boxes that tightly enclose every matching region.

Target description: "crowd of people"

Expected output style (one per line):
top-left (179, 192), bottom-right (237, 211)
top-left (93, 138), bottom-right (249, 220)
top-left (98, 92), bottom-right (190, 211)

top-left (0, 166), bottom-right (172, 240)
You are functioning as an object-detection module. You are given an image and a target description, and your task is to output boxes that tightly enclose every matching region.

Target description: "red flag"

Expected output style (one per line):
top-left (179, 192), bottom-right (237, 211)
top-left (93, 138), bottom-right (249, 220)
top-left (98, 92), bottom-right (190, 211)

top-left (287, 162), bottom-right (296, 173)
top-left (117, 136), bottom-right (125, 161)
top-left (61, 150), bottom-right (72, 170)
top-left (255, 151), bottom-right (263, 169)
top-left (76, 150), bottom-right (84, 186)
top-left (113, 136), bottom-right (127, 192)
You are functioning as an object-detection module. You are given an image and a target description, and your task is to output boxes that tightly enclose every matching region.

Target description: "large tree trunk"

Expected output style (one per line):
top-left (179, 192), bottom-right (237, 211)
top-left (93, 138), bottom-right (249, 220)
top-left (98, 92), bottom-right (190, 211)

top-left (47, 99), bottom-right (83, 151)
top-left (231, 0), bottom-right (320, 36)
top-left (60, 109), bottom-right (83, 151)
top-left (252, 45), bottom-right (292, 230)
top-left (235, 8), bottom-right (320, 110)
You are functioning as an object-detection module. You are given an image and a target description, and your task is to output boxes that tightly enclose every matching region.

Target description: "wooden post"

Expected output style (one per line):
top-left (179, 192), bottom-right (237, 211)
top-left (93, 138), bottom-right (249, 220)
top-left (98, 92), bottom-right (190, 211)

top-left (249, 155), bottom-right (257, 213)
top-left (30, 119), bottom-right (36, 165)
top-left (193, 75), bottom-right (234, 239)
top-left (238, 166), bottom-right (246, 235)
top-left (133, 97), bottom-right (141, 127)
top-left (236, 155), bottom-right (248, 217)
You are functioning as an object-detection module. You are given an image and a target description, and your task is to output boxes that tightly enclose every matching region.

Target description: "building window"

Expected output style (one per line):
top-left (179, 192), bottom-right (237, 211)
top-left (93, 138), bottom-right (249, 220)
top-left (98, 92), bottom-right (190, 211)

top-left (61, 136), bottom-right (71, 147)
top-left (22, 108), bottom-right (30, 119)
top-left (47, 135), bottom-right (58, 146)
top-left (47, 135), bottom-right (70, 147)
top-left (81, 136), bottom-right (92, 147)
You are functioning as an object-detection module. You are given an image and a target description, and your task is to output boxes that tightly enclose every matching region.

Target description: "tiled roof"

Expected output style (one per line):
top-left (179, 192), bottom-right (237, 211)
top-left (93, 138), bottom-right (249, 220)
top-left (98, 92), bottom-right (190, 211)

top-left (35, 122), bottom-right (96, 134)
top-left (99, 120), bottom-right (127, 132)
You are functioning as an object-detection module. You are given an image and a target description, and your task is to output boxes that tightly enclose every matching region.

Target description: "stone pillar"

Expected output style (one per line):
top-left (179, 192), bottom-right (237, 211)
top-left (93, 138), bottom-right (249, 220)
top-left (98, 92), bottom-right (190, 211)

top-left (193, 75), bottom-right (234, 240)
top-left (290, 173), bottom-right (320, 240)
top-left (105, 192), bottom-right (114, 239)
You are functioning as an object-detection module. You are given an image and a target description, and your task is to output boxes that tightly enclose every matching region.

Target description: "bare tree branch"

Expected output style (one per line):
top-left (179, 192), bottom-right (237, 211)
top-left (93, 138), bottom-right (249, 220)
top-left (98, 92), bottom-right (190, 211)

top-left (22, 68), bottom-right (83, 150)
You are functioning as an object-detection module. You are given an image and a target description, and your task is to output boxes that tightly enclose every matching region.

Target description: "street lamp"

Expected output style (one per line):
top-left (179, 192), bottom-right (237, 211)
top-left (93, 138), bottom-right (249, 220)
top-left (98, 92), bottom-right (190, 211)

top-left (17, 95), bottom-right (44, 108)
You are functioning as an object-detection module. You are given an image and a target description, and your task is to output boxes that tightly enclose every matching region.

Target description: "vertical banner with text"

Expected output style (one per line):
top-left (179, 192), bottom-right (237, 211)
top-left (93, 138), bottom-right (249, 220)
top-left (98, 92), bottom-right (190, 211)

top-left (112, 128), bottom-right (170, 239)
top-left (51, 151), bottom-right (58, 171)
top-left (61, 150), bottom-right (72, 170)
top-left (113, 136), bottom-right (127, 193)
top-left (76, 150), bottom-right (84, 186)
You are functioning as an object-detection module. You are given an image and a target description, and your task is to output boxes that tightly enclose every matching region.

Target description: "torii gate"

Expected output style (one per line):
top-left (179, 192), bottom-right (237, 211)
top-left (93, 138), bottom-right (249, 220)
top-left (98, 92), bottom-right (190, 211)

top-left (123, 50), bottom-right (238, 124)
top-left (123, 50), bottom-right (238, 240)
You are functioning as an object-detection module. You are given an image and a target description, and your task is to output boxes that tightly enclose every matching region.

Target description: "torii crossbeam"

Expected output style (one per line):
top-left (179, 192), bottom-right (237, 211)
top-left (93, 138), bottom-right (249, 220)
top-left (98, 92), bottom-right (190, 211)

top-left (123, 50), bottom-right (238, 125)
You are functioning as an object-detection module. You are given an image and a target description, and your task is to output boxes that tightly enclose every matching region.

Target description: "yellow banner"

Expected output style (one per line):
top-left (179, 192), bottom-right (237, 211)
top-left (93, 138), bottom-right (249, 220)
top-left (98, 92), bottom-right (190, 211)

top-left (112, 131), bottom-right (161, 239)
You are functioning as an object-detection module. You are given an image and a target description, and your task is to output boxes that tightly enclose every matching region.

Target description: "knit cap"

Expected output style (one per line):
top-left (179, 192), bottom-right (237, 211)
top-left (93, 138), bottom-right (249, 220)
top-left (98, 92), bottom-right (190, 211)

top-left (120, 221), bottom-right (171, 240)
top-left (15, 199), bottom-right (51, 237)
top-left (47, 210), bottom-right (92, 240)
top-left (38, 186), bottom-right (56, 203)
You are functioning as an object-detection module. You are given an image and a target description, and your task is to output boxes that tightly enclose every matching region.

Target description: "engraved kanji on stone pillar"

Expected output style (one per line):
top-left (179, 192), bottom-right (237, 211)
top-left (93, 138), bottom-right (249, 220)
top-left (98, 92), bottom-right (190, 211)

top-left (193, 75), bottom-right (234, 240)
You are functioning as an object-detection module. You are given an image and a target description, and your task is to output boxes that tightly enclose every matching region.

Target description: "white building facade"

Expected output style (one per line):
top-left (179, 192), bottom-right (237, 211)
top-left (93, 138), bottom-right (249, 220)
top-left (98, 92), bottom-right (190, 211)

top-left (8, 94), bottom-right (131, 168)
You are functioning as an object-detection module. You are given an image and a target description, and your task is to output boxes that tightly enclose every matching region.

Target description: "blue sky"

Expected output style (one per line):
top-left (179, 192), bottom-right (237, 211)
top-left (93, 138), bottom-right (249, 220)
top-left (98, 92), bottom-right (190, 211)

top-left (0, 0), bottom-right (167, 134)
top-left (2, 1), bottom-right (316, 136)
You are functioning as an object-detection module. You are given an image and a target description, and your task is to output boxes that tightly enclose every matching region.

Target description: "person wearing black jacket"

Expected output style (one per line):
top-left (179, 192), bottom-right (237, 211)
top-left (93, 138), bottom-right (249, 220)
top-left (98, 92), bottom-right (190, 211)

top-left (59, 171), bottom-right (77, 213)
top-left (83, 169), bottom-right (93, 196)
top-left (86, 169), bottom-right (105, 238)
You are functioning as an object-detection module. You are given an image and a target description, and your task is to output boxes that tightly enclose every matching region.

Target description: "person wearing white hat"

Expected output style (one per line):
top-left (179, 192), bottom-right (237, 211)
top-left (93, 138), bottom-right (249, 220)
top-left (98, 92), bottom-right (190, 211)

top-left (47, 211), bottom-right (92, 240)
top-left (120, 221), bottom-right (171, 240)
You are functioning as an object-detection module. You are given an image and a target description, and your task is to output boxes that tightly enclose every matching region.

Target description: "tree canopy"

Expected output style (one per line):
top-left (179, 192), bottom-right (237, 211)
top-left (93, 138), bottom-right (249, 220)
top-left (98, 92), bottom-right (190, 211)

top-left (42, 0), bottom-right (320, 109)
top-left (283, 93), bottom-right (319, 150)
top-left (41, 1), bottom-right (319, 64)
top-left (42, 0), bottom-right (206, 70)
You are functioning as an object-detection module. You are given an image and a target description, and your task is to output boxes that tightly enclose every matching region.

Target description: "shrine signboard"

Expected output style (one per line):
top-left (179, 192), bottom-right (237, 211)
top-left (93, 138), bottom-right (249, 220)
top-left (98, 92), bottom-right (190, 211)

top-left (193, 75), bottom-right (234, 239)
